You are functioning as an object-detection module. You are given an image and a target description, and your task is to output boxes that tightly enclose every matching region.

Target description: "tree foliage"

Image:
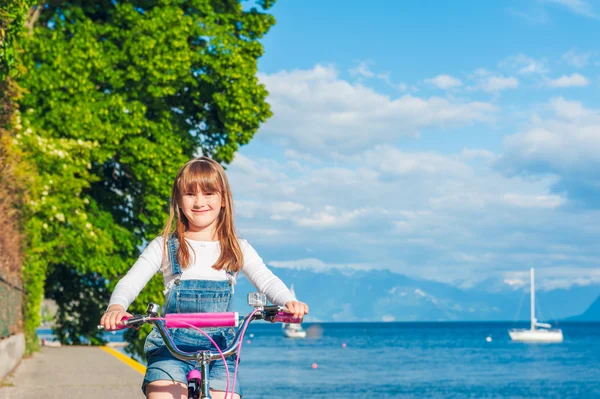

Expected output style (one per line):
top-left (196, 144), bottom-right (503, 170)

top-left (0, 0), bottom-right (33, 81)
top-left (16, 0), bottom-right (275, 351)
top-left (1, 0), bottom-right (36, 350)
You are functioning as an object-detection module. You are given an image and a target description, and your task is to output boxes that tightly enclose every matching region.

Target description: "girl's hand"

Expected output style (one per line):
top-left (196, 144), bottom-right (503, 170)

top-left (284, 300), bottom-right (309, 320)
top-left (100, 305), bottom-right (133, 331)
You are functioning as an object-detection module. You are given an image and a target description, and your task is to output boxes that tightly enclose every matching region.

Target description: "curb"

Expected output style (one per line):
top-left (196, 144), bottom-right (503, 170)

top-left (100, 346), bottom-right (146, 375)
top-left (0, 333), bottom-right (25, 381)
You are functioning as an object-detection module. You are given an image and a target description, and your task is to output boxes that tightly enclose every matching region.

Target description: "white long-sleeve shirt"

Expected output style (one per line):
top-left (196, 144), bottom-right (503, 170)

top-left (108, 237), bottom-right (295, 310)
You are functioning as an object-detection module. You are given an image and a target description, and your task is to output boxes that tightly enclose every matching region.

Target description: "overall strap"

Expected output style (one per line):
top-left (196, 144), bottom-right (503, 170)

top-left (167, 234), bottom-right (182, 285)
top-left (225, 268), bottom-right (235, 293)
top-left (167, 234), bottom-right (236, 290)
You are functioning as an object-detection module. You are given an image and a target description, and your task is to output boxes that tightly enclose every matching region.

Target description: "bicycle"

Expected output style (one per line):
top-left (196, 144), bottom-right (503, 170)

top-left (100, 292), bottom-right (302, 399)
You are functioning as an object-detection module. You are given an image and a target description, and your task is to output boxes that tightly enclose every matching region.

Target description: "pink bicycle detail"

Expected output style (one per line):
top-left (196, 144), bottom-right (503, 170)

top-left (99, 292), bottom-right (303, 399)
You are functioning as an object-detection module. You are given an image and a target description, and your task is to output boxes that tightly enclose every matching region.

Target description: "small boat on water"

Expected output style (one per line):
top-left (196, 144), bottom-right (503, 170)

top-left (509, 268), bottom-right (563, 343)
top-left (283, 322), bottom-right (307, 338)
top-left (283, 284), bottom-right (306, 339)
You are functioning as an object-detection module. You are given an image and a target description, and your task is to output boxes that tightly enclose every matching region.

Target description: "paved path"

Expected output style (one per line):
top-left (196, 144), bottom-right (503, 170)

top-left (0, 346), bottom-right (145, 399)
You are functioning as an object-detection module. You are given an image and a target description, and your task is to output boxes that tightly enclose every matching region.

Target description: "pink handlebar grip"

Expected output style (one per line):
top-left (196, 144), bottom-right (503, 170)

top-left (98, 315), bottom-right (131, 331)
top-left (273, 312), bottom-right (303, 324)
top-left (115, 315), bottom-right (131, 330)
top-left (165, 312), bottom-right (239, 328)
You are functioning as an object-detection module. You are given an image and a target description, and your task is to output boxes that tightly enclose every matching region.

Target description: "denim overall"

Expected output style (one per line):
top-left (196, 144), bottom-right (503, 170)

top-left (141, 237), bottom-right (241, 396)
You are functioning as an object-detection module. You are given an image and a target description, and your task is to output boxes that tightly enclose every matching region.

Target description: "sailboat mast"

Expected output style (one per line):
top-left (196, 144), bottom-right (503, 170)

top-left (530, 267), bottom-right (535, 331)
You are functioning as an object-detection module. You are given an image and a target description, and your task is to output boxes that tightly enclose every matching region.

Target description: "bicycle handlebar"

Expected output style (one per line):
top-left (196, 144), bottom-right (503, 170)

top-left (165, 312), bottom-right (239, 328)
top-left (98, 302), bottom-right (303, 362)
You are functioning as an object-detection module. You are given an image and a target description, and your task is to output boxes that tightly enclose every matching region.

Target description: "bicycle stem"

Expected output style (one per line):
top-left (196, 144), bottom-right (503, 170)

top-left (151, 313), bottom-right (257, 362)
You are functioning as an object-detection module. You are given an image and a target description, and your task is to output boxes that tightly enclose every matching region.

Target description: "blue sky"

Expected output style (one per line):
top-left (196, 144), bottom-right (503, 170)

top-left (227, 0), bottom-right (600, 291)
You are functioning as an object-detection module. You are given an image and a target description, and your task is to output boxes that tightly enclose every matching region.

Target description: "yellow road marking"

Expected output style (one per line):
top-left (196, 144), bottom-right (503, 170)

top-left (100, 346), bottom-right (146, 375)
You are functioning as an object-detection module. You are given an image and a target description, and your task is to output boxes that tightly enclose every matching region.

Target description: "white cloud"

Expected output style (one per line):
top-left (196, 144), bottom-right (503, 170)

top-left (561, 49), bottom-right (591, 68)
top-left (426, 74), bottom-right (463, 89)
top-left (396, 83), bottom-right (409, 91)
top-left (238, 227), bottom-right (283, 237)
top-left (270, 201), bottom-right (305, 221)
top-left (230, 153), bottom-right (286, 182)
top-left (480, 75), bottom-right (520, 92)
top-left (501, 54), bottom-right (549, 75)
top-left (497, 97), bottom-right (600, 211)
top-left (503, 193), bottom-right (565, 208)
top-left (544, 0), bottom-right (598, 18)
top-left (550, 97), bottom-right (594, 119)
top-left (349, 61), bottom-right (408, 91)
top-left (271, 201), bottom-right (305, 214)
top-left (472, 68), bottom-right (492, 77)
top-left (469, 67), bottom-right (520, 93)
top-left (361, 145), bottom-right (472, 177)
top-left (268, 258), bottom-right (376, 272)
top-left (507, 8), bottom-right (550, 25)
top-left (235, 199), bottom-right (262, 218)
top-left (461, 148), bottom-right (497, 161)
top-left (283, 149), bottom-right (320, 163)
top-left (295, 206), bottom-right (373, 228)
top-left (547, 73), bottom-right (590, 87)
top-left (227, 73), bottom-right (600, 289)
top-left (503, 267), bottom-right (600, 291)
top-left (500, 97), bottom-right (600, 173)
top-left (269, 258), bottom-right (329, 270)
top-left (350, 61), bottom-right (390, 82)
top-left (257, 65), bottom-right (496, 154)
top-left (229, 146), bottom-right (600, 289)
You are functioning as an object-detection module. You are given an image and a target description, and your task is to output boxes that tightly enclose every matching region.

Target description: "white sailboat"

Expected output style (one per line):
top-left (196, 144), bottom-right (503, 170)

top-left (283, 284), bottom-right (307, 339)
top-left (509, 268), bottom-right (563, 343)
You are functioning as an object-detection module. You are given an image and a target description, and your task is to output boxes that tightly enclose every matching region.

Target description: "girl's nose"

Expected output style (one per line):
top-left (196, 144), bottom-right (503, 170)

top-left (194, 194), bottom-right (206, 207)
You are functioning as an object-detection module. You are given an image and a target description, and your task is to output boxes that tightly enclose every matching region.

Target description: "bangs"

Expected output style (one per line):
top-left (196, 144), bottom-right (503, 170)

top-left (177, 161), bottom-right (223, 195)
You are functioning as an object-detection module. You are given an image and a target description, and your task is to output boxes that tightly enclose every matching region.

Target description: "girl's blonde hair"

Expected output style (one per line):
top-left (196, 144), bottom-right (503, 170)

top-left (161, 157), bottom-right (243, 272)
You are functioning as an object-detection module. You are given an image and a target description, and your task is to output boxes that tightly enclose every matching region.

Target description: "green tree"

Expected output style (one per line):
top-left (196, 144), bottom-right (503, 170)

top-left (16, 0), bottom-right (275, 352)
top-left (1, 0), bottom-right (36, 351)
top-left (1, 0), bottom-right (34, 82)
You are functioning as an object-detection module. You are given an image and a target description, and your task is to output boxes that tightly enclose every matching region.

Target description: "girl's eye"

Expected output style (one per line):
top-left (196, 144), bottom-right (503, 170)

top-left (184, 193), bottom-right (195, 196)
top-left (205, 192), bottom-right (215, 196)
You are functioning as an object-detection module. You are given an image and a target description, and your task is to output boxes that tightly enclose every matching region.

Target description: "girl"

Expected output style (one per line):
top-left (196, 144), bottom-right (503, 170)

top-left (100, 157), bottom-right (309, 399)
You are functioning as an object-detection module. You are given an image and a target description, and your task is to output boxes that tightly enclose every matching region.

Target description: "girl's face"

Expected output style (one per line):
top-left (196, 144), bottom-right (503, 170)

top-left (180, 187), bottom-right (223, 237)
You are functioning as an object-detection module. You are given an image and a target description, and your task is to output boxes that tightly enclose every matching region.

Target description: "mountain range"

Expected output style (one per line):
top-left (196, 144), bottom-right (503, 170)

top-left (566, 296), bottom-right (600, 321)
top-left (232, 267), bottom-right (600, 322)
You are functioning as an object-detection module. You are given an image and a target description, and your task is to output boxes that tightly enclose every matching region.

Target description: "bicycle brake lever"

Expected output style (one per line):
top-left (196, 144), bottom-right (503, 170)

top-left (97, 315), bottom-right (145, 331)
top-left (121, 315), bottom-right (147, 328)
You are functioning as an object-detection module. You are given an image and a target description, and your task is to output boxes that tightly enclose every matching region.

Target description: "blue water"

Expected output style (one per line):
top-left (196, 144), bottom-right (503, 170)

top-left (237, 322), bottom-right (600, 399)
top-left (38, 322), bottom-right (600, 398)
top-left (36, 327), bottom-right (127, 344)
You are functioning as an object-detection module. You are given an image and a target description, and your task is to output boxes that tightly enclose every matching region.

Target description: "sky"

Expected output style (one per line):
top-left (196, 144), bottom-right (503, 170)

top-left (226, 0), bottom-right (600, 291)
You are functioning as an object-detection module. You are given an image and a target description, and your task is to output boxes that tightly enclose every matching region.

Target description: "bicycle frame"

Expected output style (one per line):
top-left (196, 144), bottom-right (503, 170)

top-left (102, 293), bottom-right (302, 399)
top-left (149, 303), bottom-right (255, 399)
